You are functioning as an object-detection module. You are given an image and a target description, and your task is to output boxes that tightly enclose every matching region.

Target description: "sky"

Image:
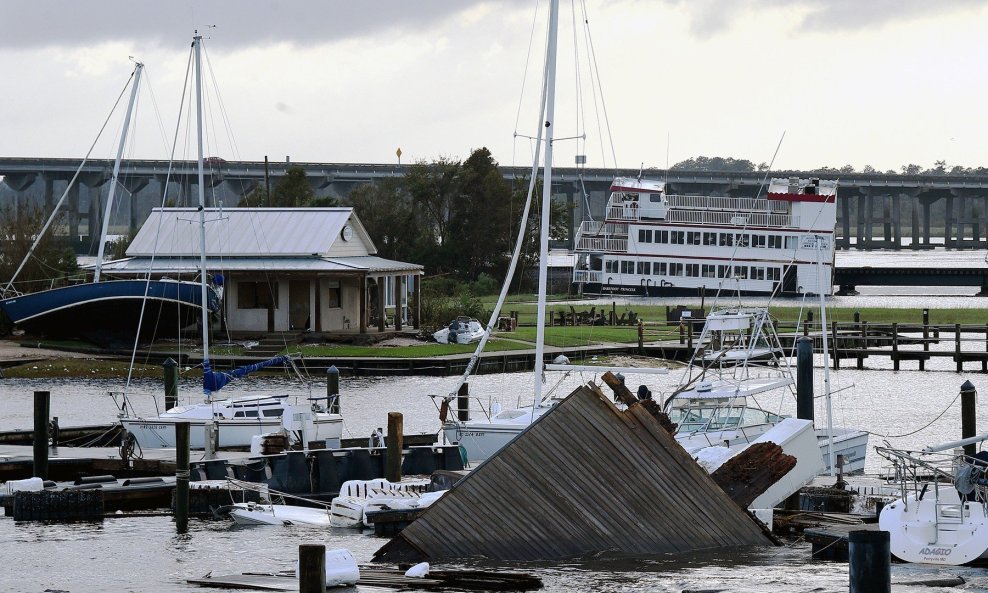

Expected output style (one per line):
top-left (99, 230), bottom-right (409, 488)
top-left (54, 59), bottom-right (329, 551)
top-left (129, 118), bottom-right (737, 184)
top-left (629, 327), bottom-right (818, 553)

top-left (3, 0), bottom-right (988, 173)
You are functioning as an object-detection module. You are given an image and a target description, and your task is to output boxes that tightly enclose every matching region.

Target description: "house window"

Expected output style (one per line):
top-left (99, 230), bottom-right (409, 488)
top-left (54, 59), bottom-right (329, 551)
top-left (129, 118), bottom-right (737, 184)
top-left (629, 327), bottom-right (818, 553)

top-left (326, 281), bottom-right (341, 308)
top-left (238, 281), bottom-right (278, 309)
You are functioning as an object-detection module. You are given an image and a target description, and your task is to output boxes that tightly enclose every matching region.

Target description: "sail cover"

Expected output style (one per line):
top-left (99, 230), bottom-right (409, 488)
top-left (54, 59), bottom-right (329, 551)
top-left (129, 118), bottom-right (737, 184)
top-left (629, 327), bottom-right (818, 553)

top-left (202, 356), bottom-right (289, 395)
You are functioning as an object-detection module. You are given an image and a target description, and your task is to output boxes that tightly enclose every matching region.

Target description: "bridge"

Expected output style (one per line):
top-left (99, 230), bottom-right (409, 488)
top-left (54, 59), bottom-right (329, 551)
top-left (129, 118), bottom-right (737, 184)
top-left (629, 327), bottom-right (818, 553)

top-left (1, 157), bottom-right (988, 254)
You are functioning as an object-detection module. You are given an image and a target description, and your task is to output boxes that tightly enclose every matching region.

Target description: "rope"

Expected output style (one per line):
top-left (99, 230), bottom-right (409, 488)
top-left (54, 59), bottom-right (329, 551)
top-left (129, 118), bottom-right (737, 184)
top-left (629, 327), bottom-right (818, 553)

top-left (867, 388), bottom-right (963, 439)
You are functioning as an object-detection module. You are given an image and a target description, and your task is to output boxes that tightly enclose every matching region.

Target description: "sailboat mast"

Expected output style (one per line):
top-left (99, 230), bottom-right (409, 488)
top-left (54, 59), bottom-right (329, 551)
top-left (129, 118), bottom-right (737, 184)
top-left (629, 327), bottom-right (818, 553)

top-left (816, 236), bottom-right (835, 476)
top-left (533, 0), bottom-right (560, 407)
top-left (193, 34), bottom-right (211, 367)
top-left (94, 62), bottom-right (143, 283)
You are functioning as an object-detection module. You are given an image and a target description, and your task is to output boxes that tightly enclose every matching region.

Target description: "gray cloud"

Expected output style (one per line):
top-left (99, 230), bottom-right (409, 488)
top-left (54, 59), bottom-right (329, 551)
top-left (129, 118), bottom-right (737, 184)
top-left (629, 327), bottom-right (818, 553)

top-left (0, 1), bottom-right (527, 50)
top-left (668, 0), bottom-right (988, 37)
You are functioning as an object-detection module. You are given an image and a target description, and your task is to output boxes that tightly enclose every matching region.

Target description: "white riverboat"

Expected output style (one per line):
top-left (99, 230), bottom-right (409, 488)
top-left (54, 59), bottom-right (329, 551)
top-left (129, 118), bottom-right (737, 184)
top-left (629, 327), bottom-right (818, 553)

top-left (573, 176), bottom-right (837, 296)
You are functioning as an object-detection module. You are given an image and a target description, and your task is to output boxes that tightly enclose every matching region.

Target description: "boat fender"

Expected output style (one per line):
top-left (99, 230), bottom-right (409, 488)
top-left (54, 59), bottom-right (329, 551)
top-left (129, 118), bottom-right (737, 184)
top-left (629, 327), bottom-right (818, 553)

top-left (404, 562), bottom-right (430, 578)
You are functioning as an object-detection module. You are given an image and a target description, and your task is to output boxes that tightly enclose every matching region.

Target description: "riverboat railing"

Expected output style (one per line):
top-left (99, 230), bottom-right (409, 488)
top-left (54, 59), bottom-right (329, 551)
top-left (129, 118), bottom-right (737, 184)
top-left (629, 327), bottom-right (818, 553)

top-left (665, 209), bottom-right (794, 228)
top-left (664, 194), bottom-right (791, 214)
top-left (574, 236), bottom-right (628, 252)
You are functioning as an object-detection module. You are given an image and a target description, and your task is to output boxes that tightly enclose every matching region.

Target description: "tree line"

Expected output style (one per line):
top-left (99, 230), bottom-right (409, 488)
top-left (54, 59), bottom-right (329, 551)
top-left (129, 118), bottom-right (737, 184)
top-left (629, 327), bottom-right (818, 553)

top-left (670, 155), bottom-right (988, 176)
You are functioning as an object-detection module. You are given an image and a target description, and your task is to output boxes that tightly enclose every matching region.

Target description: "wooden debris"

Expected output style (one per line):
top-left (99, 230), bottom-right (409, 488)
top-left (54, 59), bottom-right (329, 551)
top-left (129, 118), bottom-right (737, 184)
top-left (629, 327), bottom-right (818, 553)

top-left (374, 384), bottom-right (772, 562)
top-left (709, 442), bottom-right (796, 509)
top-left (188, 567), bottom-right (542, 591)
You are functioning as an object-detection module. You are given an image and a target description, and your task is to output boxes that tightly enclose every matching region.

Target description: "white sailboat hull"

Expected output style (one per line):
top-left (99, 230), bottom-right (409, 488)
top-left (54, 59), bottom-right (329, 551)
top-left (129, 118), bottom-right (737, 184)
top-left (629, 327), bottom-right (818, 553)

top-left (121, 416), bottom-right (343, 449)
top-left (879, 485), bottom-right (988, 565)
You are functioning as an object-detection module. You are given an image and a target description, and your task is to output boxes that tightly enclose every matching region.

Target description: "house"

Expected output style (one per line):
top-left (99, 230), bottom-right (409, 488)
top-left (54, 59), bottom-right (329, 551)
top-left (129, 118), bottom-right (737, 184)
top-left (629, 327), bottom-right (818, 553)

top-left (97, 207), bottom-right (422, 335)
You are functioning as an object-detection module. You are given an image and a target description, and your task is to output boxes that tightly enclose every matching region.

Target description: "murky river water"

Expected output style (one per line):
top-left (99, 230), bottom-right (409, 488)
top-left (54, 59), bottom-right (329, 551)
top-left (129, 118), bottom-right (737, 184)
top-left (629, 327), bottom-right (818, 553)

top-left (2, 359), bottom-right (988, 591)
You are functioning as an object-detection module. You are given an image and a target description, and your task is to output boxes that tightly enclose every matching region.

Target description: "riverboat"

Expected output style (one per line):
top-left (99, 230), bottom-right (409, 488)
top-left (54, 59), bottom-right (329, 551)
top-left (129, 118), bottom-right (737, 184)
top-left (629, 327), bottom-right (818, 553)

top-left (573, 176), bottom-right (837, 296)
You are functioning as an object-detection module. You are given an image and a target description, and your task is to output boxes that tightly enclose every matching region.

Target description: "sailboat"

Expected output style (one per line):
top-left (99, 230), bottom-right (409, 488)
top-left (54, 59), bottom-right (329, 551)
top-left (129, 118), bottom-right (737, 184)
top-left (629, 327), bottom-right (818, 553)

top-left (437, 1), bottom-right (669, 465)
top-left (0, 62), bottom-right (216, 338)
top-left (116, 34), bottom-right (343, 450)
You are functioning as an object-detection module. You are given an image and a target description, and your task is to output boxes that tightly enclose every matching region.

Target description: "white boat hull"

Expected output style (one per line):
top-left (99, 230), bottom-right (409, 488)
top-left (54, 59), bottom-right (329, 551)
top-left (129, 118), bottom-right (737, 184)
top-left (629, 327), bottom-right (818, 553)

top-left (121, 416), bottom-right (343, 449)
top-left (229, 503), bottom-right (332, 527)
top-left (879, 485), bottom-right (988, 565)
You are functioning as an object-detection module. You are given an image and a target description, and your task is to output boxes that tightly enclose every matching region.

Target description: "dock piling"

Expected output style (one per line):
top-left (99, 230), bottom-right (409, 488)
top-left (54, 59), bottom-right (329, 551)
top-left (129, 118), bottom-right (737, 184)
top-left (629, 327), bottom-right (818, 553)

top-left (386, 412), bottom-right (403, 483)
top-left (298, 544), bottom-right (326, 593)
top-left (961, 380), bottom-right (977, 458)
top-left (327, 365), bottom-right (341, 414)
top-left (163, 358), bottom-right (178, 411)
top-left (795, 337), bottom-right (814, 422)
top-left (848, 530), bottom-right (890, 593)
top-left (176, 421), bottom-right (190, 534)
top-left (457, 383), bottom-right (470, 422)
top-left (33, 391), bottom-right (49, 479)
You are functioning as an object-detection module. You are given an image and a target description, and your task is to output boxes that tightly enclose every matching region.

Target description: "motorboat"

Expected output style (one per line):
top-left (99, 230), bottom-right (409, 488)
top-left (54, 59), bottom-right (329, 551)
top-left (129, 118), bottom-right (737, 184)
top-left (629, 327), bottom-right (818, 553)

top-left (433, 317), bottom-right (486, 344)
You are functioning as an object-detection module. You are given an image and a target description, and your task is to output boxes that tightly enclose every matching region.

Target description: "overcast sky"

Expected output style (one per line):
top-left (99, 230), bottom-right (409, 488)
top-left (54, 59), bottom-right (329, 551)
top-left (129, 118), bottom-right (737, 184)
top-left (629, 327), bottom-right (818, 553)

top-left (3, 0), bottom-right (988, 172)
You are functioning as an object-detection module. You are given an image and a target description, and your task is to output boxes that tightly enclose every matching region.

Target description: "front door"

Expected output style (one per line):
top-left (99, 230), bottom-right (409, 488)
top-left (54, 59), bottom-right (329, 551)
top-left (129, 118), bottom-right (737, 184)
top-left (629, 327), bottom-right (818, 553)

top-left (289, 280), bottom-right (310, 330)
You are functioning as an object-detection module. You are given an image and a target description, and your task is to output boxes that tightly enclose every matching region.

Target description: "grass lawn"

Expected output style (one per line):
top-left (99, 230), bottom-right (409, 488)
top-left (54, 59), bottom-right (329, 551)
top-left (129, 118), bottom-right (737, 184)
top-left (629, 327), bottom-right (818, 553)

top-left (2, 358), bottom-right (163, 379)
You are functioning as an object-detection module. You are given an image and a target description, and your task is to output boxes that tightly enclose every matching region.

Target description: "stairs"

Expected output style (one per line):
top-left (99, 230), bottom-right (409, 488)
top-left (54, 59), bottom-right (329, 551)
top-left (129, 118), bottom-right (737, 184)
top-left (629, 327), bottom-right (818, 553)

top-left (247, 332), bottom-right (303, 358)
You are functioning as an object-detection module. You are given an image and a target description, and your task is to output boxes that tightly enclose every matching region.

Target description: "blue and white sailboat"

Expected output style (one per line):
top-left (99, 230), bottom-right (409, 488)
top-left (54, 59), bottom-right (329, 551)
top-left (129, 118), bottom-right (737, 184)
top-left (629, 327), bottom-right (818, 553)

top-left (0, 62), bottom-right (216, 338)
top-left (117, 35), bottom-right (343, 450)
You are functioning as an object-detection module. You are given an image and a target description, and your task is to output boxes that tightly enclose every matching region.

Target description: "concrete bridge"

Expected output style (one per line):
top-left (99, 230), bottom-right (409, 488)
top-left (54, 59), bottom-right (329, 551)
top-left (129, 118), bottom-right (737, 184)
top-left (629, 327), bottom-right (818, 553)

top-left (1, 157), bottom-right (987, 253)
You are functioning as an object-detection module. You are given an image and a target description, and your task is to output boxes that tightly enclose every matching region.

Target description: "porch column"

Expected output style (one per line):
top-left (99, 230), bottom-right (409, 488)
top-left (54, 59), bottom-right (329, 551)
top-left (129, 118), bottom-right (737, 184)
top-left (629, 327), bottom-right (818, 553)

top-left (393, 275), bottom-right (403, 331)
top-left (377, 277), bottom-right (386, 332)
top-left (413, 274), bottom-right (421, 330)
top-left (359, 273), bottom-right (367, 333)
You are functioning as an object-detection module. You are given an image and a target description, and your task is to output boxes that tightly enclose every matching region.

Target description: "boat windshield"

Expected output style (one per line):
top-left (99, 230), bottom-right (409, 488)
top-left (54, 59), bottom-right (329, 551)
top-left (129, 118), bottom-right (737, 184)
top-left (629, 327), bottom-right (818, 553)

top-left (669, 404), bottom-right (783, 432)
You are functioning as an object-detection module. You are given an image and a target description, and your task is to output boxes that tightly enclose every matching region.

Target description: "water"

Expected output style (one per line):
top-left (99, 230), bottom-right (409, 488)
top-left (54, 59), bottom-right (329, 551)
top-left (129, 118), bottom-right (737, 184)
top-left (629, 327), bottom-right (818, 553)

top-left (2, 364), bottom-right (988, 591)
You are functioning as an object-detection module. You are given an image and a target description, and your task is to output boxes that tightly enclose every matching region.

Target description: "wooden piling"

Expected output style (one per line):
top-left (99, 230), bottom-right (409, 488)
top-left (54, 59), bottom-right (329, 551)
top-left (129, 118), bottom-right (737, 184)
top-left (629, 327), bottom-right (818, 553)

top-left (163, 358), bottom-right (178, 411)
top-left (327, 365), bottom-right (341, 414)
top-left (892, 322), bottom-right (899, 371)
top-left (386, 412), bottom-right (403, 483)
top-left (457, 383), bottom-right (469, 422)
top-left (831, 321), bottom-right (839, 370)
top-left (961, 380), bottom-right (977, 459)
top-left (858, 321), bottom-right (867, 369)
top-left (176, 421), bottom-right (190, 534)
top-left (33, 391), bottom-right (49, 480)
top-left (298, 544), bottom-right (326, 593)
top-left (956, 323), bottom-right (963, 372)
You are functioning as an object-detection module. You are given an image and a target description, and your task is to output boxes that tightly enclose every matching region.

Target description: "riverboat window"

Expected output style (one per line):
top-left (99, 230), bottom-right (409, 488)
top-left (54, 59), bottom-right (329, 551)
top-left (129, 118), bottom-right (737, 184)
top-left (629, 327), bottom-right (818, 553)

top-left (718, 265), bottom-right (730, 278)
top-left (751, 267), bottom-right (766, 280)
top-left (703, 232), bottom-right (717, 245)
top-left (605, 260), bottom-right (617, 273)
top-left (653, 262), bottom-right (667, 275)
top-left (719, 233), bottom-right (733, 247)
top-left (671, 231), bottom-right (685, 244)
top-left (621, 261), bottom-right (632, 274)
top-left (685, 263), bottom-right (699, 277)
top-left (751, 235), bottom-right (767, 248)
top-left (637, 261), bottom-right (649, 274)
top-left (648, 193), bottom-right (664, 203)
top-left (702, 264), bottom-right (716, 278)
top-left (622, 192), bottom-right (639, 202)
top-left (735, 233), bottom-right (749, 247)
top-left (733, 266), bottom-right (748, 279)
top-left (687, 231), bottom-right (701, 245)
top-left (768, 235), bottom-right (783, 249)
top-left (784, 235), bottom-right (798, 249)
top-left (670, 263), bottom-right (685, 276)
top-left (238, 281), bottom-right (278, 309)
top-left (656, 230), bottom-right (669, 243)
top-left (638, 229), bottom-right (652, 243)
top-left (767, 268), bottom-right (781, 281)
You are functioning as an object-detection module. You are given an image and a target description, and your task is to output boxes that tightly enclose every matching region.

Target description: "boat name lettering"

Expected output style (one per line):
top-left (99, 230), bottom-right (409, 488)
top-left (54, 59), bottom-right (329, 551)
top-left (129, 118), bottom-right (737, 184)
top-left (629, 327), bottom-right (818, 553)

top-left (919, 547), bottom-right (952, 557)
top-left (145, 424), bottom-right (169, 430)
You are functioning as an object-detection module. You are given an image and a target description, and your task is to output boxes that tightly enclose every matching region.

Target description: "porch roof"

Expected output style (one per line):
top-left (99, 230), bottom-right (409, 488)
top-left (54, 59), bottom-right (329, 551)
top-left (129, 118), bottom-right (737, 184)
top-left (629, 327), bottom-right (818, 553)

top-left (90, 255), bottom-right (422, 276)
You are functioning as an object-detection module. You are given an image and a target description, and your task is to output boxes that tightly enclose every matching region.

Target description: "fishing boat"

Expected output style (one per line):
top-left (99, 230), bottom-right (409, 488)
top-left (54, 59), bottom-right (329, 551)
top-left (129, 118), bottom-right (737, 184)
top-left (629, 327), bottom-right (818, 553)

top-left (877, 436), bottom-right (988, 565)
top-left (572, 176), bottom-right (838, 296)
top-left (115, 34), bottom-right (343, 451)
top-left (0, 62), bottom-right (214, 338)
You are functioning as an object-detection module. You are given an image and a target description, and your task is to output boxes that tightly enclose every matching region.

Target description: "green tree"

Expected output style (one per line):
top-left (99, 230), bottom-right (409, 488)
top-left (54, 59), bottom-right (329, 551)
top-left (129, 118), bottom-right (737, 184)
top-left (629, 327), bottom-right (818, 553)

top-left (671, 156), bottom-right (756, 172)
top-left (0, 205), bottom-right (80, 297)
top-left (345, 178), bottom-right (420, 262)
top-left (270, 166), bottom-right (316, 207)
